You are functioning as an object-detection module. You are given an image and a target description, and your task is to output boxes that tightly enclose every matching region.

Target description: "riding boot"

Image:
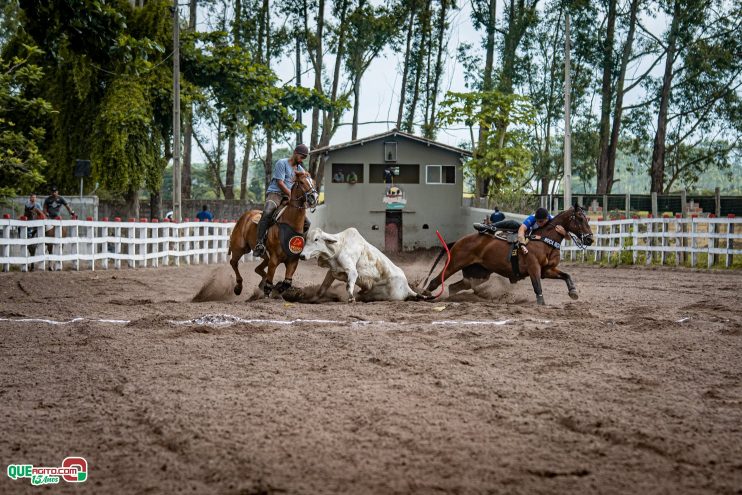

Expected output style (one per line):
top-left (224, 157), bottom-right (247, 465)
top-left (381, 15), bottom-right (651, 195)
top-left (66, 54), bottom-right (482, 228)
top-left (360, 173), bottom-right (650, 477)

top-left (254, 216), bottom-right (270, 256)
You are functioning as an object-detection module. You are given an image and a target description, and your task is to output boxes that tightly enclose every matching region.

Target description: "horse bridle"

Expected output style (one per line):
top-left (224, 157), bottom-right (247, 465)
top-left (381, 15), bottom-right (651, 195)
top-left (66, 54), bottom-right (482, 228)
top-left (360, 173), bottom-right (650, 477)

top-left (287, 177), bottom-right (318, 211)
top-left (566, 208), bottom-right (593, 250)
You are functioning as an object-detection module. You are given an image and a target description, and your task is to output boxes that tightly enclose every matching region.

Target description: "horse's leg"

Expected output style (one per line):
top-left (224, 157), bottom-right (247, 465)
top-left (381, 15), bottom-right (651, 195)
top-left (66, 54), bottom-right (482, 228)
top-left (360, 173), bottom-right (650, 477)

top-left (543, 267), bottom-right (578, 300)
top-left (254, 258), bottom-right (268, 289)
top-left (425, 256), bottom-right (469, 294)
top-left (262, 256), bottom-right (279, 297)
top-left (525, 260), bottom-right (545, 305)
top-left (275, 260), bottom-right (299, 294)
top-left (230, 248), bottom-right (245, 295)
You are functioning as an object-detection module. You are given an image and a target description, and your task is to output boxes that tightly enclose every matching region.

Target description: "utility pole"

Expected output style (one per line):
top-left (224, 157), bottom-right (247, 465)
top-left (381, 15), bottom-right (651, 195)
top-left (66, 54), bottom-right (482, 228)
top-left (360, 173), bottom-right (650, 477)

top-left (296, 35), bottom-right (303, 146)
top-left (563, 9), bottom-right (573, 210)
top-left (172, 2), bottom-right (182, 222)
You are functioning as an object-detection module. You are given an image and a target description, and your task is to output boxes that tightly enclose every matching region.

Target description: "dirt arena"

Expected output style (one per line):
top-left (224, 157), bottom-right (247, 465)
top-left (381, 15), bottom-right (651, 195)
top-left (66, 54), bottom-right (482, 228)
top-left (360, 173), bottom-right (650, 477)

top-left (1, 254), bottom-right (740, 494)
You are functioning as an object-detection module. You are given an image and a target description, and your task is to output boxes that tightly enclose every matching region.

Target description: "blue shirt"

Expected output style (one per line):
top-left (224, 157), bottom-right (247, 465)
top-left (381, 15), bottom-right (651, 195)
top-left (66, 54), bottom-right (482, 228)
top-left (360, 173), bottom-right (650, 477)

top-left (522, 213), bottom-right (553, 232)
top-left (196, 210), bottom-right (213, 221)
top-left (267, 158), bottom-right (305, 194)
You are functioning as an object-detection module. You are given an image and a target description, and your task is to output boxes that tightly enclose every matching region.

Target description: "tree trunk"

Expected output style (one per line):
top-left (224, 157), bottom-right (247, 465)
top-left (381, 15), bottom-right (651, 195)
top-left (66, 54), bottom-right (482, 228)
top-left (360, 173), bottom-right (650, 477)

top-left (605, 0), bottom-right (639, 194)
top-left (426, 0), bottom-right (449, 139)
top-left (405, 2), bottom-right (430, 131)
top-left (295, 34), bottom-right (303, 145)
top-left (182, 0), bottom-right (197, 200)
top-left (352, 77), bottom-right (360, 140)
top-left (240, 129), bottom-right (253, 201)
top-left (308, 0), bottom-right (325, 178)
top-left (474, 0), bottom-right (497, 198)
top-left (264, 131), bottom-right (273, 194)
top-left (225, 132), bottom-right (236, 199)
top-left (396, 1), bottom-right (416, 129)
top-left (595, 0), bottom-right (617, 194)
top-left (124, 188), bottom-right (139, 220)
top-left (150, 191), bottom-right (161, 220)
top-left (651, 0), bottom-right (680, 194)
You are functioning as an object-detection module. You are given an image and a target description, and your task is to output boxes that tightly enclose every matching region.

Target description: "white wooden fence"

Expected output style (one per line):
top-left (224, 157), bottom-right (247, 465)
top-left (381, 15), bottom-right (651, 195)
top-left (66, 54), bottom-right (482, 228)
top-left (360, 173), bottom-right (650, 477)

top-left (1, 216), bottom-right (740, 272)
top-left (561, 217), bottom-right (741, 268)
top-left (0, 218), bottom-right (236, 272)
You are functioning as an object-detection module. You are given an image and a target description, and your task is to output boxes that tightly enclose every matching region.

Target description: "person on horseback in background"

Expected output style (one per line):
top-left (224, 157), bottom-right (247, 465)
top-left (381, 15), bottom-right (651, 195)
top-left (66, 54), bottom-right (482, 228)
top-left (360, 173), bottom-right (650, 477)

top-left (518, 207), bottom-right (565, 254)
top-left (253, 143), bottom-right (311, 257)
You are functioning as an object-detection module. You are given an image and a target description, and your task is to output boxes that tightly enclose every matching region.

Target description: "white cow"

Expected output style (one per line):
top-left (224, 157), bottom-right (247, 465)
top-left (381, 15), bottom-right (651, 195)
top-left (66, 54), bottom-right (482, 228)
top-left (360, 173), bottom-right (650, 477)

top-left (299, 227), bottom-right (426, 302)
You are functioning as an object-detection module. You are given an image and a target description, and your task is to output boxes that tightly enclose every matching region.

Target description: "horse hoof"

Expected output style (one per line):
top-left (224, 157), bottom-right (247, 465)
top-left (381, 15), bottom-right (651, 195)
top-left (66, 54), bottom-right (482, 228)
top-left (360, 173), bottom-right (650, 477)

top-left (234, 285), bottom-right (242, 296)
top-left (348, 297), bottom-right (356, 303)
top-left (536, 296), bottom-right (545, 305)
top-left (569, 291), bottom-right (578, 300)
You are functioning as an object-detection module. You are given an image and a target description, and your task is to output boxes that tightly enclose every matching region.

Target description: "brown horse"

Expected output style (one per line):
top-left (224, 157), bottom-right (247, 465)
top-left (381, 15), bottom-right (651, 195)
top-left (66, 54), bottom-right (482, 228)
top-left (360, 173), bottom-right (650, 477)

top-left (424, 205), bottom-right (594, 305)
top-left (228, 174), bottom-right (318, 297)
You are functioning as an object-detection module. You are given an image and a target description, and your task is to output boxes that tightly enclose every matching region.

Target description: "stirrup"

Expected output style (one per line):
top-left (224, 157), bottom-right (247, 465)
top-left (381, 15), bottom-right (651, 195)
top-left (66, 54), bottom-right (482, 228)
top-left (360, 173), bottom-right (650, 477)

top-left (253, 243), bottom-right (266, 256)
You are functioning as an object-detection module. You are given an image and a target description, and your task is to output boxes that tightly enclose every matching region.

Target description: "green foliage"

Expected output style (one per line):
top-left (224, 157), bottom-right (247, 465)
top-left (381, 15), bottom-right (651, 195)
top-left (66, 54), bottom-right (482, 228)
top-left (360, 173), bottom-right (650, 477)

top-left (0, 43), bottom-right (50, 197)
top-left (438, 90), bottom-right (536, 191)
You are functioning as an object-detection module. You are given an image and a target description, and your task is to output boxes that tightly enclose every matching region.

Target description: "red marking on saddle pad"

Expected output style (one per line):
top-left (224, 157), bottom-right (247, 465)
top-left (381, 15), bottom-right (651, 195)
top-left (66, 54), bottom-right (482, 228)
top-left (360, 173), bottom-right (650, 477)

top-left (289, 236), bottom-right (304, 254)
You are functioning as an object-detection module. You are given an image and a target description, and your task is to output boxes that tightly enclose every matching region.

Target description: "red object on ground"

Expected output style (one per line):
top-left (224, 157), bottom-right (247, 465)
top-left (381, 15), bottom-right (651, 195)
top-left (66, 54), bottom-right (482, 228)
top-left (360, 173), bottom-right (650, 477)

top-left (728, 214), bottom-right (736, 218)
top-left (648, 214), bottom-right (653, 218)
top-left (86, 216), bottom-right (93, 221)
top-left (434, 230), bottom-right (452, 299)
top-left (709, 214), bottom-right (716, 218)
top-left (19, 215), bottom-right (28, 221)
top-left (184, 218), bottom-right (190, 222)
top-left (663, 214), bottom-right (670, 218)
top-left (676, 214), bottom-right (682, 218)
top-left (152, 219), bottom-right (159, 223)
top-left (55, 216), bottom-right (62, 220)
top-left (102, 217), bottom-right (109, 221)
top-left (2, 214), bottom-right (10, 219)
top-left (597, 217), bottom-right (603, 221)
top-left (691, 214), bottom-right (698, 219)
top-left (139, 218), bottom-right (148, 223)
top-left (114, 217), bottom-right (121, 222)
top-left (127, 218), bottom-right (135, 222)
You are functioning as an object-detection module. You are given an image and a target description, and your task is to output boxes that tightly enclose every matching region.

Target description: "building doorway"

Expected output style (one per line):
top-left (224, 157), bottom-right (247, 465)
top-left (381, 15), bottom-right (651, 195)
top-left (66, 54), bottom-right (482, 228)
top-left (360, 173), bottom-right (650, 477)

top-left (385, 211), bottom-right (402, 253)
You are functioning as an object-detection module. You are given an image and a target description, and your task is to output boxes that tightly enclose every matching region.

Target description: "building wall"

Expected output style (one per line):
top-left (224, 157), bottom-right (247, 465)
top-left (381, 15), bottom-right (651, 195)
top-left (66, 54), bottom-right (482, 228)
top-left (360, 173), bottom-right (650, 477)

top-left (321, 135), bottom-right (468, 249)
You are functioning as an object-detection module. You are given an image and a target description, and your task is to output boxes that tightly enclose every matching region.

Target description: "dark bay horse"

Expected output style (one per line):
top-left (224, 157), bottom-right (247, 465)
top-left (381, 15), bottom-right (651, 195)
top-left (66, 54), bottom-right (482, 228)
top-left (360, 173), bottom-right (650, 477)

top-left (229, 175), bottom-right (318, 297)
top-left (424, 205), bottom-right (594, 305)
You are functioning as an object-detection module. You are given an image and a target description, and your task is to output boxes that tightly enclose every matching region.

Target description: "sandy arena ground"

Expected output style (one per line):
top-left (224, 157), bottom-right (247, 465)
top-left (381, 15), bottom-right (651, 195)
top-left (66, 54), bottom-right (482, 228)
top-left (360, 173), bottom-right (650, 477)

top-left (0, 254), bottom-right (741, 494)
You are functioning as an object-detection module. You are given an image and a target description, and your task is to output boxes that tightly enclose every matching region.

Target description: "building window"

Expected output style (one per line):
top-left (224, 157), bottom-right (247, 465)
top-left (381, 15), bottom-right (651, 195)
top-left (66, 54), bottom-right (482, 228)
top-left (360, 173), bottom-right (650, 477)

top-left (384, 142), bottom-right (397, 162)
top-left (331, 163), bottom-right (363, 184)
top-left (426, 165), bottom-right (456, 184)
top-left (370, 164), bottom-right (419, 184)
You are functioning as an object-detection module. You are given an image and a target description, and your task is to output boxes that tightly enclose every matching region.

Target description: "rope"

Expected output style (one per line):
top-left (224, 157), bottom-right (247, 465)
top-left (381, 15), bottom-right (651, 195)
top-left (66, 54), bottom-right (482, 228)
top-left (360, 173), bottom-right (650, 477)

top-left (434, 230), bottom-right (451, 299)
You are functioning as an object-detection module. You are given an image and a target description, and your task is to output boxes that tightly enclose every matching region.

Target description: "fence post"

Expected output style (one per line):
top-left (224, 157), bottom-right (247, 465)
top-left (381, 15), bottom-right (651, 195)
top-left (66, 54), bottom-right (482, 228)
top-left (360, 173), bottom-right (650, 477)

top-left (661, 216), bottom-right (668, 266)
top-left (675, 215), bottom-right (682, 266)
top-left (708, 219), bottom-right (715, 269)
top-left (127, 223), bottom-right (136, 268)
top-left (727, 215), bottom-right (735, 268)
top-left (54, 222), bottom-right (62, 271)
top-left (20, 224), bottom-right (29, 272)
top-left (88, 220), bottom-right (95, 270)
top-left (632, 218), bottom-right (638, 264)
top-left (651, 192), bottom-right (658, 218)
top-left (690, 217), bottom-right (697, 267)
top-left (73, 221), bottom-right (80, 271)
top-left (151, 223), bottom-right (159, 268)
top-left (1, 220), bottom-right (10, 272)
top-left (645, 219), bottom-right (652, 265)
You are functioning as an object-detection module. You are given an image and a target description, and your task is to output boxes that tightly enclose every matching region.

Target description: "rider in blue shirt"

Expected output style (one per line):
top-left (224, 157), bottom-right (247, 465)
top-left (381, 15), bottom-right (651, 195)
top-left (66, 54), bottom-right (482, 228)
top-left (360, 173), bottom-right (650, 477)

top-left (253, 143), bottom-right (310, 257)
top-left (518, 207), bottom-right (564, 254)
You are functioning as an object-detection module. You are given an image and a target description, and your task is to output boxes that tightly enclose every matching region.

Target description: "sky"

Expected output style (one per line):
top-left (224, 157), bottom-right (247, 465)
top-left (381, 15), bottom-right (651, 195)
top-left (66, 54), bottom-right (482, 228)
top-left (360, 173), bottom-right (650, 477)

top-left (188, 0), bottom-right (669, 163)
top-left (188, 0), bottom-right (488, 162)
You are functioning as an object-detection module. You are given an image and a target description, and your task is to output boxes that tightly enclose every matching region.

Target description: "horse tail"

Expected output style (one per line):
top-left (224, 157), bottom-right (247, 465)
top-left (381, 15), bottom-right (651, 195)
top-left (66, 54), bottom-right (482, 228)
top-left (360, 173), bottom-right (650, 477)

top-left (421, 241), bottom-right (456, 289)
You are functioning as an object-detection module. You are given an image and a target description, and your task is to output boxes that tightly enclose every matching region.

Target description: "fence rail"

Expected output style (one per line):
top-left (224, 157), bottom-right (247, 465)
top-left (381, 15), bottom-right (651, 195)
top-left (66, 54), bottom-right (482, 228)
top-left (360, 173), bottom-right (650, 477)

top-left (561, 217), bottom-right (741, 268)
top-left (1, 217), bottom-right (740, 272)
top-left (1, 219), bottom-right (236, 272)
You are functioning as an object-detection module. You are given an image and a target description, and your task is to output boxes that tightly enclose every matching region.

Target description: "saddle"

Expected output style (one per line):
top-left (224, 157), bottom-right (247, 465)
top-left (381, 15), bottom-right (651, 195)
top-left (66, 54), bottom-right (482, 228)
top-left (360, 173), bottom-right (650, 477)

top-left (473, 221), bottom-right (524, 280)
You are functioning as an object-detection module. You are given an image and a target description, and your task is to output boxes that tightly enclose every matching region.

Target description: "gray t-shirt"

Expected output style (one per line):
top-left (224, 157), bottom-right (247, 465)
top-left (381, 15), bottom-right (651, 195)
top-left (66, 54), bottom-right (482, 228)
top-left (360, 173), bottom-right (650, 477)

top-left (44, 195), bottom-right (68, 217)
top-left (267, 158), bottom-right (305, 194)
